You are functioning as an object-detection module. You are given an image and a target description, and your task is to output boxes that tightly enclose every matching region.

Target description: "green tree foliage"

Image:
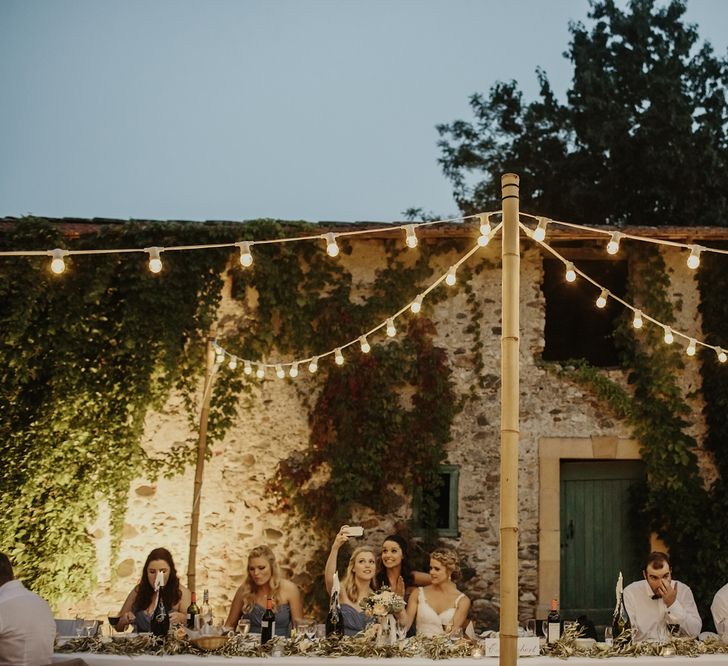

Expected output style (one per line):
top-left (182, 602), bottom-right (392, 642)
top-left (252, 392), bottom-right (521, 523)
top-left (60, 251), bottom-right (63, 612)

top-left (438, 0), bottom-right (728, 226)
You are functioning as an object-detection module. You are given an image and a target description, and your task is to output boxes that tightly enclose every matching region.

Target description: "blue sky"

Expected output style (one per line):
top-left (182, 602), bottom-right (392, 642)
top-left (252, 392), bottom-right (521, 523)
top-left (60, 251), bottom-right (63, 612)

top-left (1, 0), bottom-right (726, 223)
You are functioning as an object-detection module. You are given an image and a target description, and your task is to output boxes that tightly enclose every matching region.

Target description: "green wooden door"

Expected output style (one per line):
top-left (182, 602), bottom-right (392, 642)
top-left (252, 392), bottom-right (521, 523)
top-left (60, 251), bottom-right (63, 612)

top-left (560, 460), bottom-right (645, 625)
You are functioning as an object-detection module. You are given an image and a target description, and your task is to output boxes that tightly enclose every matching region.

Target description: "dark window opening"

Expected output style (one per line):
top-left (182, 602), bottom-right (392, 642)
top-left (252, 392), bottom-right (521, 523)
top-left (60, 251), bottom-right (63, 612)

top-left (413, 465), bottom-right (459, 537)
top-left (542, 258), bottom-right (627, 366)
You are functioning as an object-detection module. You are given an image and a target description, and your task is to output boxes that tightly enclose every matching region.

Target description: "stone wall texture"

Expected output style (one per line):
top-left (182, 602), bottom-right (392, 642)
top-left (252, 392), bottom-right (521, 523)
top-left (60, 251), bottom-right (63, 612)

top-left (57, 235), bottom-right (711, 630)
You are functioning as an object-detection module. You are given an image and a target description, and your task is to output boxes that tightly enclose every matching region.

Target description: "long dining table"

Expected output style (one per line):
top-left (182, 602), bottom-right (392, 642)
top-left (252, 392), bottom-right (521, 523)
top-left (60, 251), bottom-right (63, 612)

top-left (51, 654), bottom-right (728, 665)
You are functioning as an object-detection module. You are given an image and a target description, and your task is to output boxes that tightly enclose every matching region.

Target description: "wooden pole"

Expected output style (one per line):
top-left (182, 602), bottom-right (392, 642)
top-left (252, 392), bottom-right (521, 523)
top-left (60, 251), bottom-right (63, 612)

top-left (499, 173), bottom-right (520, 666)
top-left (187, 337), bottom-right (219, 596)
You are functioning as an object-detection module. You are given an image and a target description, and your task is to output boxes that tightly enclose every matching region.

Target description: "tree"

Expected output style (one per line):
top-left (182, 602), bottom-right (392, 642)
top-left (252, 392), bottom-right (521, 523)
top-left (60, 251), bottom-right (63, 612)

top-left (437, 0), bottom-right (728, 227)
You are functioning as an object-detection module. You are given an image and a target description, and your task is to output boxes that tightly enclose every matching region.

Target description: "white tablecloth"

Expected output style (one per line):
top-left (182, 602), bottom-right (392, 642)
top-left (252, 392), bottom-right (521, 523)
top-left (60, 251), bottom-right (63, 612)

top-left (51, 654), bottom-right (728, 666)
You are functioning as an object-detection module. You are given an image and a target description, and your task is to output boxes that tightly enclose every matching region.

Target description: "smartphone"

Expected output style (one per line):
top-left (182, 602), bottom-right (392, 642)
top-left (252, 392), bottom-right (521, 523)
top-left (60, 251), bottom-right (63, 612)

top-left (344, 526), bottom-right (364, 537)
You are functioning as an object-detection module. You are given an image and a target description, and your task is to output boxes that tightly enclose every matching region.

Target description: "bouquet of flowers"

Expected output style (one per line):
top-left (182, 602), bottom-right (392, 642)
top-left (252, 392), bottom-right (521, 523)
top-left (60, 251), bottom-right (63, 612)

top-left (360, 586), bottom-right (405, 617)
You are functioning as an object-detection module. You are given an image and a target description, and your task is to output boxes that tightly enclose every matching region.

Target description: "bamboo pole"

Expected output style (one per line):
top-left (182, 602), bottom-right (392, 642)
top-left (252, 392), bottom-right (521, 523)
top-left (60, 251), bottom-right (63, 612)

top-left (499, 173), bottom-right (520, 666)
top-left (187, 337), bottom-right (220, 596)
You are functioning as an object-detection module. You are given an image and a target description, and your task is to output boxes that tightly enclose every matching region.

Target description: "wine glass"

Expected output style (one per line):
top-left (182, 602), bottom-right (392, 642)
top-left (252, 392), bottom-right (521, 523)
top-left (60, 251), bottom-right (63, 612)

top-left (442, 622), bottom-right (453, 635)
top-left (525, 619), bottom-right (537, 636)
top-left (449, 627), bottom-right (463, 642)
top-left (237, 618), bottom-right (251, 637)
top-left (74, 618), bottom-right (84, 638)
top-left (108, 615), bottom-right (120, 634)
top-left (82, 619), bottom-right (96, 637)
top-left (604, 626), bottom-right (613, 645)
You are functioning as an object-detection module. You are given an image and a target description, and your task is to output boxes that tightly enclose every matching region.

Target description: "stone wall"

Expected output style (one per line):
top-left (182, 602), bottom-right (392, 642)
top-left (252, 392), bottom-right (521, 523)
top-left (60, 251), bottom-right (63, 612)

top-left (58, 236), bottom-right (710, 630)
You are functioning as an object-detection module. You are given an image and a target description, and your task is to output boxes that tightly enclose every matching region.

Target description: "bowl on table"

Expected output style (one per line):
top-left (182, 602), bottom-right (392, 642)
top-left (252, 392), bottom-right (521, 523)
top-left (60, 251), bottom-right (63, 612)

top-left (191, 635), bottom-right (230, 651)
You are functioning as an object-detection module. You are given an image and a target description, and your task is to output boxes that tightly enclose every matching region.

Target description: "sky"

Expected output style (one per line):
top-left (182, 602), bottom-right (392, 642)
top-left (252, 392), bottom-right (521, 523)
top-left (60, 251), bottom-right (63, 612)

top-left (1, 0), bottom-right (727, 224)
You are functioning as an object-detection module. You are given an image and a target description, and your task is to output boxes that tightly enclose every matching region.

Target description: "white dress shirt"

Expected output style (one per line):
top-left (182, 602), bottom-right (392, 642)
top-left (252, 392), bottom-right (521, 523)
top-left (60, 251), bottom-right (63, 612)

top-left (0, 579), bottom-right (56, 666)
top-left (711, 582), bottom-right (728, 638)
top-left (623, 578), bottom-right (702, 642)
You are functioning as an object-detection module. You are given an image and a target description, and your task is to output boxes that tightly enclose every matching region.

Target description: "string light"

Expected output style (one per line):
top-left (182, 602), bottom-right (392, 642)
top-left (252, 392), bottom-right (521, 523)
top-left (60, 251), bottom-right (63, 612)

top-left (687, 245), bottom-right (701, 270)
top-left (479, 214), bottom-right (492, 237)
top-left (48, 248), bottom-right (67, 274)
top-left (717, 348), bottom-right (727, 363)
top-left (334, 347), bottom-right (344, 365)
top-left (228, 356), bottom-right (238, 370)
top-left (146, 247), bottom-right (163, 273)
top-left (324, 233), bottom-right (339, 258)
top-left (236, 241), bottom-right (254, 268)
top-left (565, 262), bottom-right (577, 283)
top-left (289, 362), bottom-right (299, 377)
top-left (308, 357), bottom-right (319, 373)
top-left (606, 232), bottom-right (623, 255)
top-left (243, 360), bottom-right (252, 375)
top-left (359, 335), bottom-right (371, 353)
top-left (386, 318), bottom-right (397, 337)
top-left (596, 289), bottom-right (608, 309)
top-left (633, 310), bottom-right (644, 329)
top-left (404, 225), bottom-right (418, 249)
top-left (275, 364), bottom-right (285, 379)
top-left (445, 266), bottom-right (457, 286)
top-left (532, 218), bottom-right (549, 242)
top-left (477, 231), bottom-right (491, 247)
top-left (256, 364), bottom-right (265, 379)
top-left (410, 294), bottom-right (423, 314)
top-left (214, 345), bottom-right (225, 364)
top-left (663, 327), bottom-right (674, 344)
top-left (686, 338), bottom-right (697, 356)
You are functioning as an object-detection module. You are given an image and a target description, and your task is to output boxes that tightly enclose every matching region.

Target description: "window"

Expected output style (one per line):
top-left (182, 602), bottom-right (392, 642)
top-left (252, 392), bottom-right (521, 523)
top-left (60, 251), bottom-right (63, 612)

top-left (413, 465), bottom-right (459, 537)
top-left (542, 257), bottom-right (627, 366)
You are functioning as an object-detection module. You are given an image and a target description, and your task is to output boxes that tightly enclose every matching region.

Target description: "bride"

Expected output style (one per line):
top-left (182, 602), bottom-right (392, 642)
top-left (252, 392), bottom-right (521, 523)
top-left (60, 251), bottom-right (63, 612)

top-left (403, 548), bottom-right (472, 637)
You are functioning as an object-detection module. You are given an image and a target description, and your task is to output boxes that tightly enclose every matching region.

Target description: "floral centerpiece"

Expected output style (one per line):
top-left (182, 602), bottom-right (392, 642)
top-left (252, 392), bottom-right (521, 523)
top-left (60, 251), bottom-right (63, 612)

top-left (360, 586), bottom-right (405, 646)
top-left (360, 586), bottom-right (405, 617)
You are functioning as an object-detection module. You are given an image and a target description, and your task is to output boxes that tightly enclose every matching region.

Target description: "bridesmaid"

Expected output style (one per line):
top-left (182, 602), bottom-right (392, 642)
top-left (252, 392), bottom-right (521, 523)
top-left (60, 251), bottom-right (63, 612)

top-left (325, 526), bottom-right (377, 636)
top-left (224, 545), bottom-right (303, 636)
top-left (376, 533), bottom-right (431, 597)
top-left (117, 547), bottom-right (191, 632)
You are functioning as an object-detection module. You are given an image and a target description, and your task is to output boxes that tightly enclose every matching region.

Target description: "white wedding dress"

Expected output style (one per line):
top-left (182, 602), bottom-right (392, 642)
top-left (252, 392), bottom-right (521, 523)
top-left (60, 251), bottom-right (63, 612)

top-left (415, 587), bottom-right (472, 637)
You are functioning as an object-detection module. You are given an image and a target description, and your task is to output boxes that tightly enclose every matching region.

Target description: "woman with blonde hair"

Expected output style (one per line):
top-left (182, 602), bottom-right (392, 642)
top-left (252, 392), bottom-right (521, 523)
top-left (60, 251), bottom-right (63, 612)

top-left (224, 545), bottom-right (303, 636)
top-left (404, 548), bottom-right (472, 637)
top-left (325, 526), bottom-right (377, 635)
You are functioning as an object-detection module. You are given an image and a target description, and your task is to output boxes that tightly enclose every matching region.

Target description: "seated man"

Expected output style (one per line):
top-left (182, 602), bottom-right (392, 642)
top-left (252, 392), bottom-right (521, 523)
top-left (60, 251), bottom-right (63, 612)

top-left (712, 582), bottom-right (728, 639)
top-left (0, 552), bottom-right (56, 666)
top-left (623, 551), bottom-right (701, 642)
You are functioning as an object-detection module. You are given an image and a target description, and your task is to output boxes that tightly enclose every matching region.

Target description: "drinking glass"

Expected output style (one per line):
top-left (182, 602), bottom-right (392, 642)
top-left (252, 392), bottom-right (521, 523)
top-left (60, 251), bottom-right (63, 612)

top-left (237, 618), bottom-right (251, 636)
top-left (604, 626), bottom-right (613, 645)
top-left (82, 620), bottom-right (96, 637)
top-left (442, 622), bottom-right (453, 635)
top-left (298, 619), bottom-right (316, 640)
top-left (108, 615), bottom-right (120, 633)
top-left (541, 620), bottom-right (549, 638)
top-left (667, 623), bottom-right (680, 637)
top-left (525, 619), bottom-right (537, 636)
top-left (74, 618), bottom-right (84, 637)
top-left (449, 627), bottom-right (463, 641)
top-left (315, 623), bottom-right (326, 640)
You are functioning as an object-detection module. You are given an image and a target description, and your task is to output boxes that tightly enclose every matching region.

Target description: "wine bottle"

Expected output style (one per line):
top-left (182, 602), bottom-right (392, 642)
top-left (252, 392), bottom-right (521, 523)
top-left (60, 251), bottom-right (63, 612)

top-left (612, 574), bottom-right (631, 641)
top-left (150, 584), bottom-right (170, 637)
top-left (547, 598), bottom-right (561, 644)
top-left (261, 597), bottom-right (276, 643)
top-left (187, 592), bottom-right (201, 630)
top-left (325, 589), bottom-right (344, 637)
top-left (201, 589), bottom-right (213, 627)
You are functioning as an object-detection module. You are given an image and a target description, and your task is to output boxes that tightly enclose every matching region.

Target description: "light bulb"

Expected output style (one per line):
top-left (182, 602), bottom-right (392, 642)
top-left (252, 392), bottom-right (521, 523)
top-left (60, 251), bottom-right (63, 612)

top-left (237, 241), bottom-right (253, 267)
top-left (49, 248), bottom-right (67, 274)
top-left (717, 348), bottom-right (727, 363)
top-left (275, 364), bottom-right (285, 379)
top-left (324, 233), bottom-right (339, 257)
top-left (214, 346), bottom-right (225, 364)
top-left (596, 289), bottom-right (608, 309)
top-left (663, 328), bottom-right (674, 344)
top-left (410, 294), bottom-right (423, 314)
top-left (606, 232), bottom-right (623, 255)
top-left (687, 246), bottom-right (701, 270)
top-left (477, 232), bottom-right (490, 247)
top-left (256, 365), bottom-right (265, 379)
top-left (565, 262), bottom-right (576, 283)
top-left (386, 318), bottom-right (396, 337)
top-left (533, 218), bottom-right (549, 242)
top-left (359, 335), bottom-right (371, 353)
top-left (686, 339), bottom-right (697, 356)
top-left (243, 360), bottom-right (252, 375)
top-left (146, 247), bottom-right (163, 273)
top-left (289, 362), bottom-right (299, 378)
top-left (445, 266), bottom-right (457, 286)
top-left (228, 357), bottom-right (238, 370)
top-left (404, 225), bottom-right (418, 248)
top-left (633, 310), bottom-right (643, 329)
top-left (308, 357), bottom-right (318, 373)
top-left (334, 347), bottom-right (344, 365)
top-left (478, 214), bottom-right (491, 237)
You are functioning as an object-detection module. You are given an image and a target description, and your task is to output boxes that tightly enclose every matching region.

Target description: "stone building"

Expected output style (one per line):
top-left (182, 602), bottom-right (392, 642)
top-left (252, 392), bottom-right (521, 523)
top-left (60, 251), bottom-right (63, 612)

top-left (41, 218), bottom-right (724, 629)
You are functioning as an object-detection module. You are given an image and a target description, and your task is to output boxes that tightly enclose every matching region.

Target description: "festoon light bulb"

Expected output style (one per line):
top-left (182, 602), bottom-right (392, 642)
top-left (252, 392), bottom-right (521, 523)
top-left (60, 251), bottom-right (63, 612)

top-left (596, 289), bottom-right (608, 309)
top-left (687, 246), bottom-right (701, 270)
top-left (410, 294), bottom-right (423, 314)
top-left (606, 232), bottom-right (623, 255)
top-left (663, 328), bottom-right (674, 344)
top-left (386, 318), bottom-right (397, 337)
top-left (334, 348), bottom-right (344, 365)
top-left (404, 225), bottom-right (418, 248)
top-left (445, 266), bottom-right (457, 286)
top-left (146, 247), bottom-right (163, 273)
top-left (565, 262), bottom-right (577, 283)
top-left (48, 248), bottom-right (68, 274)
top-left (359, 335), bottom-right (371, 353)
top-left (324, 233), bottom-right (339, 257)
top-left (633, 310), bottom-right (644, 329)
top-left (532, 218), bottom-right (549, 242)
top-left (237, 241), bottom-right (253, 267)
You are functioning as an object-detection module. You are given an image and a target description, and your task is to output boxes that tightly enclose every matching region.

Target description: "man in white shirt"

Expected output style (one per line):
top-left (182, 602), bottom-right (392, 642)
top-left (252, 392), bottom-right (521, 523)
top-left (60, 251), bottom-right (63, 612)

top-left (623, 551), bottom-right (702, 642)
top-left (0, 552), bottom-right (56, 666)
top-left (712, 582), bottom-right (728, 639)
